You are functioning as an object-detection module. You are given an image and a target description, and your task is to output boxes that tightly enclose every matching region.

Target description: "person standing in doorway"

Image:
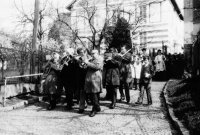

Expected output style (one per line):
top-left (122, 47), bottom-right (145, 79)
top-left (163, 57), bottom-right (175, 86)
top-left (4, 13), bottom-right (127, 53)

top-left (154, 49), bottom-right (166, 81)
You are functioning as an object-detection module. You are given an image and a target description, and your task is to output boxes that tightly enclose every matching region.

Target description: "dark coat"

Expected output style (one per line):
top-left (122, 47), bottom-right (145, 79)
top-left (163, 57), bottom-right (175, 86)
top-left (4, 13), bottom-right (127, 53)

top-left (84, 56), bottom-right (104, 93)
top-left (140, 63), bottom-right (154, 84)
top-left (60, 60), bottom-right (77, 86)
top-left (43, 61), bottom-right (61, 95)
top-left (119, 52), bottom-right (132, 83)
top-left (74, 55), bottom-right (88, 89)
top-left (104, 53), bottom-right (120, 86)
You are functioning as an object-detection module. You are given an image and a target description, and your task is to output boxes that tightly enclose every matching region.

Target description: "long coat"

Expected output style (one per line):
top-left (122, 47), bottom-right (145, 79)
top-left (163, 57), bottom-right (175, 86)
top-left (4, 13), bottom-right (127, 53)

top-left (84, 56), bottom-right (104, 94)
top-left (104, 53), bottom-right (121, 86)
top-left (119, 52), bottom-right (132, 83)
top-left (43, 61), bottom-right (61, 95)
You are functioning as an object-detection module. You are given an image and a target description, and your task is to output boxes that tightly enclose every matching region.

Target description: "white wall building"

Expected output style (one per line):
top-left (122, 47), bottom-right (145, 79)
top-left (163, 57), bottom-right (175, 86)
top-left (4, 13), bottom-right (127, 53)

top-left (66, 0), bottom-right (183, 54)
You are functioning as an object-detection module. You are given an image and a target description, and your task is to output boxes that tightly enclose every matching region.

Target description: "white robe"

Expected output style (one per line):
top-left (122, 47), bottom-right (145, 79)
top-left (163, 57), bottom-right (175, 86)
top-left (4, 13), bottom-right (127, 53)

top-left (134, 62), bottom-right (142, 79)
top-left (154, 55), bottom-right (166, 72)
top-left (131, 62), bottom-right (142, 79)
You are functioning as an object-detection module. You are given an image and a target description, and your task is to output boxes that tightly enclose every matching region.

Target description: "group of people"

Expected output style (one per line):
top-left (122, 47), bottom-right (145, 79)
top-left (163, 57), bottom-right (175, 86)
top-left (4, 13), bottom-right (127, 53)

top-left (41, 45), bottom-right (166, 117)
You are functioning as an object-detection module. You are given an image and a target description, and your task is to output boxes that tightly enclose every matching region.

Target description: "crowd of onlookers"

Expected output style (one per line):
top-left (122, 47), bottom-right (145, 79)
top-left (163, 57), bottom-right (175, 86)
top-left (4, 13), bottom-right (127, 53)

top-left (160, 53), bottom-right (185, 80)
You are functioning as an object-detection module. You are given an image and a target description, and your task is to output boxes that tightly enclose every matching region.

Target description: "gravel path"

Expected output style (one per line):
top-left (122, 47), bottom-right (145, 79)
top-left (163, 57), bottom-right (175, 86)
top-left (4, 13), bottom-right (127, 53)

top-left (0, 81), bottom-right (179, 135)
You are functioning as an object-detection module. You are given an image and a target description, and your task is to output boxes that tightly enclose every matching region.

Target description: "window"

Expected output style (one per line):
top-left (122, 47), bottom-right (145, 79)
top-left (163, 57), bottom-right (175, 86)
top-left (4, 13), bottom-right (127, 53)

top-left (149, 2), bottom-right (161, 23)
top-left (140, 5), bottom-right (147, 23)
top-left (140, 32), bottom-right (147, 45)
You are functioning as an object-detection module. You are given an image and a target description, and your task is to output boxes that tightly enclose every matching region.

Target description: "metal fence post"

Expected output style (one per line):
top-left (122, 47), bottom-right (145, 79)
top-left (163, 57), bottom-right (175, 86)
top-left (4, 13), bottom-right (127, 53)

top-left (3, 78), bottom-right (7, 107)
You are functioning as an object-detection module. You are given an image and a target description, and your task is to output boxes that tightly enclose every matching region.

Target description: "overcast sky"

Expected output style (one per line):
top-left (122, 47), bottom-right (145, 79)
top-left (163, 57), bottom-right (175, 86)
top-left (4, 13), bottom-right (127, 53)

top-left (0, 0), bottom-right (183, 33)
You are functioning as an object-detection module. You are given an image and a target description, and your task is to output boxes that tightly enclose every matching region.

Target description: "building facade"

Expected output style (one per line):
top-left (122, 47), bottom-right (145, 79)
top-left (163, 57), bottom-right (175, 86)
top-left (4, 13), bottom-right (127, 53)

top-left (66, 0), bottom-right (183, 54)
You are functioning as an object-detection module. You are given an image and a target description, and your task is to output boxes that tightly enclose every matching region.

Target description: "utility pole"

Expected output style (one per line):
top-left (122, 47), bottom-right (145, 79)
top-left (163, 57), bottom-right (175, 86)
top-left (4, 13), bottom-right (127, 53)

top-left (31, 0), bottom-right (40, 82)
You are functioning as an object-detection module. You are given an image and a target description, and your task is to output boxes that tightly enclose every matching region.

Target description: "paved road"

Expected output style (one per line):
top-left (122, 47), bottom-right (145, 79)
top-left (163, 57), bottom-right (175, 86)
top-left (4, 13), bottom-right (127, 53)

top-left (0, 81), bottom-right (178, 135)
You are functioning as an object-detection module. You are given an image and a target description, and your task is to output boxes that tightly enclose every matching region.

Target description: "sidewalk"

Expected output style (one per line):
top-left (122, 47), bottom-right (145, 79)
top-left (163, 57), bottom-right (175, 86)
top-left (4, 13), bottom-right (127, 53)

top-left (0, 94), bottom-right (40, 111)
top-left (0, 81), bottom-right (181, 135)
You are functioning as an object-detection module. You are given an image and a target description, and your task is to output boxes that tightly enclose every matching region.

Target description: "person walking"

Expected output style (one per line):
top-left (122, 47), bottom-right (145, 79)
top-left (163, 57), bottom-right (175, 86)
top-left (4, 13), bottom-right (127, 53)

top-left (43, 52), bottom-right (61, 110)
top-left (135, 56), bottom-right (154, 106)
top-left (75, 47), bottom-right (89, 114)
top-left (83, 49), bottom-right (104, 117)
top-left (119, 45), bottom-right (132, 104)
top-left (104, 47), bottom-right (121, 109)
top-left (60, 48), bottom-right (77, 110)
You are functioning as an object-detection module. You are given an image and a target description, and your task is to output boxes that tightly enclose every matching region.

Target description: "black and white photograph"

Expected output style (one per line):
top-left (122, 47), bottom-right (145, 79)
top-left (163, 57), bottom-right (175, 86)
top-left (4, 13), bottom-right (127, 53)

top-left (1, 0), bottom-right (199, 134)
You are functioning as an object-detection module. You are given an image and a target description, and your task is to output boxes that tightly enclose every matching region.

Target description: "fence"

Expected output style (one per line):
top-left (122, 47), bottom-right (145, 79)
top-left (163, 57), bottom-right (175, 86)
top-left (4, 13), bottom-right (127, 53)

top-left (0, 44), bottom-right (58, 81)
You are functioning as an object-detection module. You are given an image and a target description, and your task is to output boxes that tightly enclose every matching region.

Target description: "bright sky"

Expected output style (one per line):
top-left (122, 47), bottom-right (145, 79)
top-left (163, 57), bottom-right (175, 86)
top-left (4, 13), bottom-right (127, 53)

top-left (0, 0), bottom-right (73, 33)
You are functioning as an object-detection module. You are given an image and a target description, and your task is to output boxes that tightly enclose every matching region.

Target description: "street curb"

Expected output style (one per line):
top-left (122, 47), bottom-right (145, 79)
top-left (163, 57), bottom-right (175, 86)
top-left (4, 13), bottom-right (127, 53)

top-left (0, 96), bottom-right (40, 112)
top-left (163, 80), bottom-right (190, 135)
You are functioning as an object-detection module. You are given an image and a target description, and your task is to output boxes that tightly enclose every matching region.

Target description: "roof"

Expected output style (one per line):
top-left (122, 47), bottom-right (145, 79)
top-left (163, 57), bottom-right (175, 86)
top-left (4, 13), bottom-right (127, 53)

top-left (170, 0), bottom-right (184, 21)
top-left (65, 0), bottom-right (184, 20)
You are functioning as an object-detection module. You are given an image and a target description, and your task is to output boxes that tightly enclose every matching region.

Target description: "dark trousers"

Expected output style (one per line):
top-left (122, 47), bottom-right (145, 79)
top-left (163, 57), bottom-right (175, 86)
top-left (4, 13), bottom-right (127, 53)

top-left (129, 78), bottom-right (140, 89)
top-left (119, 81), bottom-right (130, 102)
top-left (79, 87), bottom-right (89, 110)
top-left (129, 78), bottom-right (134, 88)
top-left (106, 86), bottom-right (117, 105)
top-left (64, 84), bottom-right (74, 107)
top-left (89, 93), bottom-right (100, 112)
top-left (49, 94), bottom-right (57, 108)
top-left (137, 82), bottom-right (152, 104)
top-left (105, 87), bottom-right (112, 99)
top-left (135, 79), bottom-right (140, 90)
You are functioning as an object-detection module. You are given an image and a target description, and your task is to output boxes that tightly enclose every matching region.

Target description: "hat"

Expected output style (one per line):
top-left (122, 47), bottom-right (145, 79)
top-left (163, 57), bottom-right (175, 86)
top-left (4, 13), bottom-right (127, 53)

top-left (143, 56), bottom-right (149, 60)
top-left (142, 48), bottom-right (146, 51)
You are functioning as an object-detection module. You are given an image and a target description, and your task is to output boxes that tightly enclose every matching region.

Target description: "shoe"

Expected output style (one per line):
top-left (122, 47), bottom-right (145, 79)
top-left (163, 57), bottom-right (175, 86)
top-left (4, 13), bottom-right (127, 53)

top-left (135, 102), bottom-right (142, 105)
top-left (47, 105), bottom-right (55, 110)
top-left (121, 96), bottom-right (125, 100)
top-left (143, 104), bottom-right (150, 107)
top-left (89, 111), bottom-right (96, 117)
top-left (126, 101), bottom-right (130, 104)
top-left (118, 97), bottom-right (125, 102)
top-left (96, 107), bottom-right (101, 112)
top-left (109, 104), bottom-right (115, 109)
top-left (78, 109), bottom-right (84, 114)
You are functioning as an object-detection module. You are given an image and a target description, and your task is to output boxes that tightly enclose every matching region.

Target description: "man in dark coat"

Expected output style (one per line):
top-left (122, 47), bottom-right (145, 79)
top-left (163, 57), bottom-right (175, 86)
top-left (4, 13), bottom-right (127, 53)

top-left (59, 48), bottom-right (77, 110)
top-left (75, 47), bottom-right (89, 114)
top-left (135, 56), bottom-right (154, 106)
top-left (104, 47), bottom-right (121, 109)
top-left (119, 45), bottom-right (132, 104)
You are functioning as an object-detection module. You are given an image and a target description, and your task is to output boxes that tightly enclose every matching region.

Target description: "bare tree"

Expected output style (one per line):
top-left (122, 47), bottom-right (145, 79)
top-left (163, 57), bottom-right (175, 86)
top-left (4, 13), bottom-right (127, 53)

top-left (51, 0), bottom-right (162, 53)
top-left (13, 0), bottom-right (56, 44)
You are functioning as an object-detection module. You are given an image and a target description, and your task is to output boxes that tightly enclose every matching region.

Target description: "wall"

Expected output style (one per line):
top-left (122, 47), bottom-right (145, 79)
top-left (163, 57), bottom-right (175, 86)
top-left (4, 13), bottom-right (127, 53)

top-left (0, 83), bottom-right (36, 102)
